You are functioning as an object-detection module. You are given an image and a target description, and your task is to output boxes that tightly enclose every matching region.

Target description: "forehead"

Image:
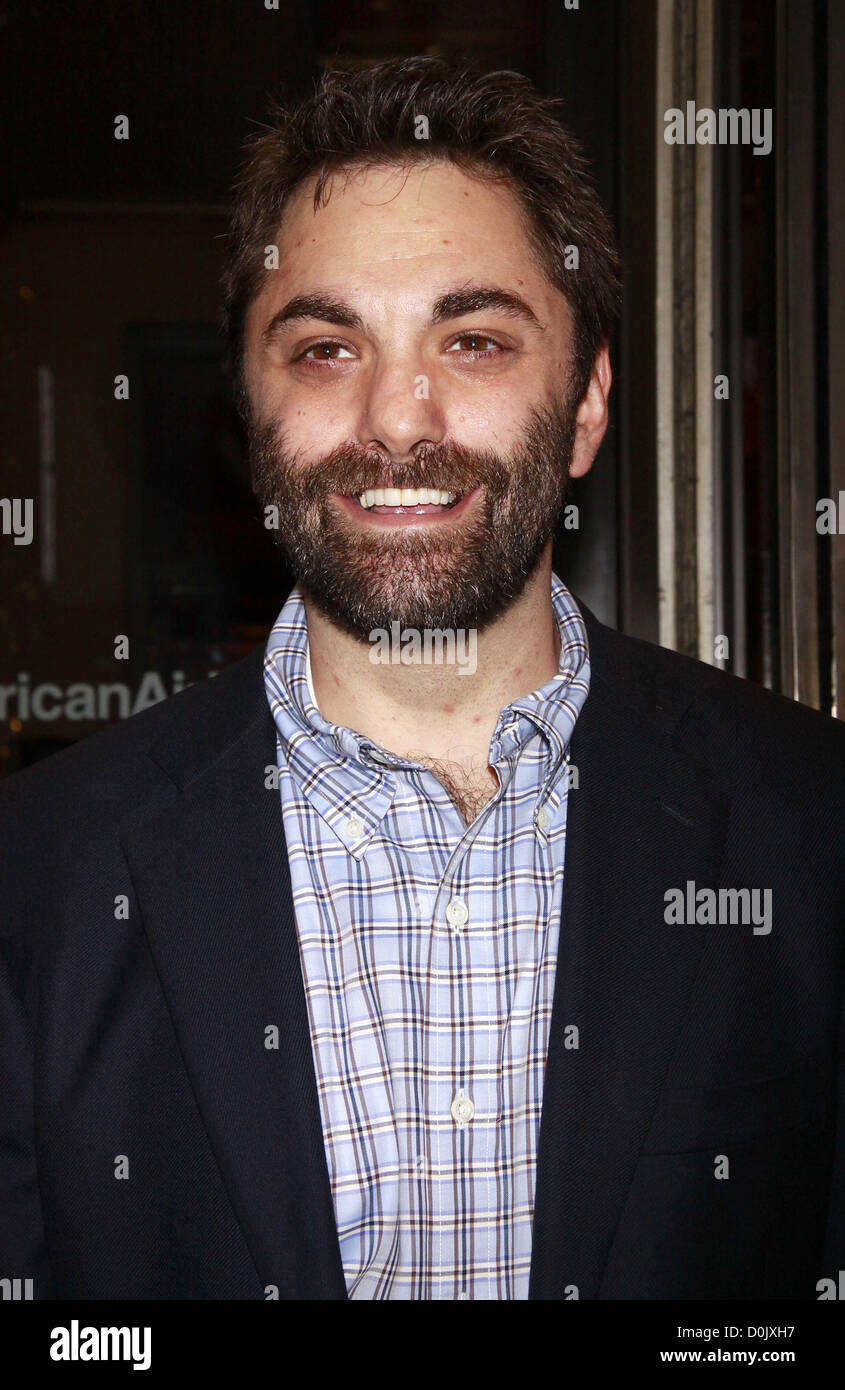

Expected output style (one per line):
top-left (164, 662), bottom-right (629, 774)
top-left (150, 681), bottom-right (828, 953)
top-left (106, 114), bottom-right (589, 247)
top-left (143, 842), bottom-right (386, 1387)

top-left (255, 159), bottom-right (562, 317)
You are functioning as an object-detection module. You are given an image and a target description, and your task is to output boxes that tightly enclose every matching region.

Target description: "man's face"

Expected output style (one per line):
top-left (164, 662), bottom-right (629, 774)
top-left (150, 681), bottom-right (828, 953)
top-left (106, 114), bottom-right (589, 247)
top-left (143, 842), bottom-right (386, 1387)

top-left (242, 160), bottom-right (597, 637)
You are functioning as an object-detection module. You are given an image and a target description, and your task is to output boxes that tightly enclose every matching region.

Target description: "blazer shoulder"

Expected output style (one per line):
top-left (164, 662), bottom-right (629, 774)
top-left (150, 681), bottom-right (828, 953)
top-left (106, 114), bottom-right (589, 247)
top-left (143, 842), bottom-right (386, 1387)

top-left (584, 614), bottom-right (845, 772)
top-left (0, 643), bottom-right (268, 820)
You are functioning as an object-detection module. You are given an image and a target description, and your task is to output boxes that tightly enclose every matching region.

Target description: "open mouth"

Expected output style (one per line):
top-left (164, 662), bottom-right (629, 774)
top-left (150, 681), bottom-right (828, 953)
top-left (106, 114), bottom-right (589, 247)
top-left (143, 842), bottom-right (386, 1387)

top-left (352, 487), bottom-right (464, 514)
top-left (334, 485), bottom-right (480, 527)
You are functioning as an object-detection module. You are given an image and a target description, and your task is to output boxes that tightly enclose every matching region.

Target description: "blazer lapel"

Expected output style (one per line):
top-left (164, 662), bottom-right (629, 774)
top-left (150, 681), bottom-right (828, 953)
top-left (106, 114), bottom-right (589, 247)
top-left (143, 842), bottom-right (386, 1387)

top-left (122, 648), bottom-right (347, 1299)
top-left (529, 608), bottom-right (731, 1299)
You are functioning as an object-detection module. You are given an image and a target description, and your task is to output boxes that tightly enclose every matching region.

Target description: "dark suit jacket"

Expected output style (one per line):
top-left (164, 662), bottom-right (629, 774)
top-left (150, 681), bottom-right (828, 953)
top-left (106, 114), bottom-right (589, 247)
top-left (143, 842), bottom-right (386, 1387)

top-left (2, 599), bottom-right (844, 1300)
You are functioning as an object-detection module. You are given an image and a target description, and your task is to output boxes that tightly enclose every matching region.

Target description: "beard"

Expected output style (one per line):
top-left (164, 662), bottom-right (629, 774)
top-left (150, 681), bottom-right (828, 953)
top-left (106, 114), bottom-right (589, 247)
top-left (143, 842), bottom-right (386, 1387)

top-left (246, 390), bottom-right (580, 640)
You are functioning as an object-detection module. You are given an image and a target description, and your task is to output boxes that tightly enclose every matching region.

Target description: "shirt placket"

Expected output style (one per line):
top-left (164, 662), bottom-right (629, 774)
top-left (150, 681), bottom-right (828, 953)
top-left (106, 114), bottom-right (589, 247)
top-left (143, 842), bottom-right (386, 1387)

top-left (435, 816), bottom-right (506, 1301)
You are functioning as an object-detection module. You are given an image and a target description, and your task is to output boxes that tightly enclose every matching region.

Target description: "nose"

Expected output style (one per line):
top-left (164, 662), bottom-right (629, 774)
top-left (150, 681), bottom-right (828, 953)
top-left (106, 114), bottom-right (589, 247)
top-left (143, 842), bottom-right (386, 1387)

top-left (357, 357), bottom-right (447, 462)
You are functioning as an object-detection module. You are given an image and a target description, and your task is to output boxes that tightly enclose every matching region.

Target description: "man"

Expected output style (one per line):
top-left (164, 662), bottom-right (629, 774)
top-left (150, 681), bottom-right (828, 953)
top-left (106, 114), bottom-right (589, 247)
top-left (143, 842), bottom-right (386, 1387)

top-left (2, 56), bottom-right (844, 1301)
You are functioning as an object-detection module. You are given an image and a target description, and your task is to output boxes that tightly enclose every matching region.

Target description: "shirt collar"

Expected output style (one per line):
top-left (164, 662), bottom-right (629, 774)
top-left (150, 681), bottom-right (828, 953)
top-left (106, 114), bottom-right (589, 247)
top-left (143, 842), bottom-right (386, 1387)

top-left (263, 572), bottom-right (590, 850)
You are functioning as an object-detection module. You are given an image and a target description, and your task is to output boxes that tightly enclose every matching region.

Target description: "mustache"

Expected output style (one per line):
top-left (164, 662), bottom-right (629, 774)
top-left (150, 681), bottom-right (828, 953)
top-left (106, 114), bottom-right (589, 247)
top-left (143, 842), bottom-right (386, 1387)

top-left (249, 423), bottom-right (511, 502)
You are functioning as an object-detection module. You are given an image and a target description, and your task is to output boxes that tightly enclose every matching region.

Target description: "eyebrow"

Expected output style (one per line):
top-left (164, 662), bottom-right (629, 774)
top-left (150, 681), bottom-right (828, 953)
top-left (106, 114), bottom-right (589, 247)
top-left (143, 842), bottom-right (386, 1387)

top-left (262, 293), bottom-right (365, 340)
top-left (261, 284), bottom-right (545, 342)
top-left (431, 286), bottom-right (544, 330)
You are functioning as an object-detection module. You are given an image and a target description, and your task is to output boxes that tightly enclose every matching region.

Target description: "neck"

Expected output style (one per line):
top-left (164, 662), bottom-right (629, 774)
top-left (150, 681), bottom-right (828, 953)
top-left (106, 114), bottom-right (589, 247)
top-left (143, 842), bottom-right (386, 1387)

top-left (304, 547), bottom-right (562, 769)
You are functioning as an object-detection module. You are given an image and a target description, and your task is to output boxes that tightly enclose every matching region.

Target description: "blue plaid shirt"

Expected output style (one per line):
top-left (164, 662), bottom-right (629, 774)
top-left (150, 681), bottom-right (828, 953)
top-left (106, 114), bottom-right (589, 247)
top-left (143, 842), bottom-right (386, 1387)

top-left (263, 572), bottom-right (590, 1299)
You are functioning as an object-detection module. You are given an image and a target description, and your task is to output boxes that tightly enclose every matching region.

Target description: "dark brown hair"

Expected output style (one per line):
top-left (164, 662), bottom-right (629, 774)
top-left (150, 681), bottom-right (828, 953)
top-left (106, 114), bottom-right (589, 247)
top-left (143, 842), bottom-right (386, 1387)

top-left (221, 55), bottom-right (621, 419)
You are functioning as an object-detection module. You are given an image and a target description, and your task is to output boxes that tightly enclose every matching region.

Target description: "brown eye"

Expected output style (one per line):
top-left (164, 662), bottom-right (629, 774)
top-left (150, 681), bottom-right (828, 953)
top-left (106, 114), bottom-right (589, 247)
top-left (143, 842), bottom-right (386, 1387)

top-left (300, 342), bottom-right (353, 360)
top-left (446, 333), bottom-right (504, 355)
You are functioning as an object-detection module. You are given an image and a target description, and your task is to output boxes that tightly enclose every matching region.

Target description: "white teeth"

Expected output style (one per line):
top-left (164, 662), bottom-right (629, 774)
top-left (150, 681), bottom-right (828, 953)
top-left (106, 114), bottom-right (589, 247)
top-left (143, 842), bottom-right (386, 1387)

top-left (355, 487), bottom-right (459, 509)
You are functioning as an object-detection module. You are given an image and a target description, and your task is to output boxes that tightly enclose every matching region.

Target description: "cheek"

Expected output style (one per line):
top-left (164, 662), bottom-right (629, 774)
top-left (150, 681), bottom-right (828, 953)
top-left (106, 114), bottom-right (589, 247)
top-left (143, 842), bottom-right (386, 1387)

top-left (444, 404), bottom-right (522, 453)
top-left (249, 366), bottom-right (351, 446)
top-left (281, 404), bottom-right (351, 457)
top-left (437, 360), bottom-right (550, 449)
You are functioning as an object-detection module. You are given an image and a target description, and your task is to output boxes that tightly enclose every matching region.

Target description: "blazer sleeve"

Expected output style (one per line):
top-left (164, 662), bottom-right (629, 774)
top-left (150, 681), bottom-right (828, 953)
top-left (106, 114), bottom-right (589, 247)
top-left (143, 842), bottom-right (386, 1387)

top-left (0, 935), bottom-right (54, 1298)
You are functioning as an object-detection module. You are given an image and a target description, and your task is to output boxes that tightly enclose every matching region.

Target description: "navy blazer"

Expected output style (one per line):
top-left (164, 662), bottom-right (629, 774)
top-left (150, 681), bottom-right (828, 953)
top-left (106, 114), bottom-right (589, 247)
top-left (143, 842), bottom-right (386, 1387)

top-left (2, 599), bottom-right (844, 1299)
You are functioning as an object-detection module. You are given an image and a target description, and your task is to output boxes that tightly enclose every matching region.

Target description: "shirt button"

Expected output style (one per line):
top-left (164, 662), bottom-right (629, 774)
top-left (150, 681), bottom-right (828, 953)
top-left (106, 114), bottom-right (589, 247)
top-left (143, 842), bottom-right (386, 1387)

top-left (345, 813), bottom-right (366, 840)
top-left (537, 805), bottom-right (549, 830)
top-left (445, 898), bottom-right (469, 930)
top-left (451, 1092), bottom-right (475, 1125)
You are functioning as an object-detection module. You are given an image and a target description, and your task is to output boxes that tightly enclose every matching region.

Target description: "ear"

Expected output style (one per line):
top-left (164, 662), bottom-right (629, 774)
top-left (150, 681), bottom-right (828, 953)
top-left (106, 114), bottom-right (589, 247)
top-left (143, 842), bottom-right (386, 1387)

top-left (568, 345), bottom-right (612, 480)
